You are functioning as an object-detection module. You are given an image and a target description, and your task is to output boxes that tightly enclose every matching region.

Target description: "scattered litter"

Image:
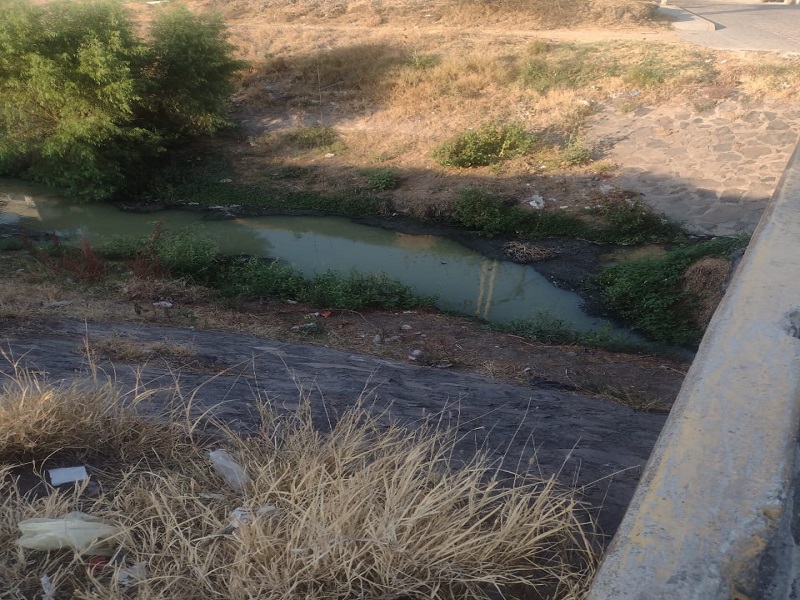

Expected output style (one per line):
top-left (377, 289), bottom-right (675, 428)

top-left (407, 349), bottom-right (423, 362)
top-left (115, 562), bottom-right (148, 587)
top-left (372, 334), bottom-right (382, 345)
top-left (208, 449), bottom-right (250, 493)
top-left (48, 466), bottom-right (89, 486)
top-left (17, 512), bottom-right (121, 555)
top-left (152, 300), bottom-right (173, 309)
top-left (42, 300), bottom-right (72, 309)
top-left (306, 312), bottom-right (321, 318)
top-left (319, 310), bottom-right (331, 318)
top-left (400, 324), bottom-right (413, 331)
top-left (230, 505), bottom-right (278, 528)
top-left (219, 178), bottom-right (233, 183)
top-left (324, 153), bottom-right (335, 158)
top-left (198, 492), bottom-right (226, 500)
top-left (41, 574), bottom-right (55, 600)
top-left (88, 555), bottom-right (110, 574)
top-left (527, 194), bottom-right (545, 210)
top-left (286, 299), bottom-right (298, 304)
top-left (291, 322), bottom-right (319, 332)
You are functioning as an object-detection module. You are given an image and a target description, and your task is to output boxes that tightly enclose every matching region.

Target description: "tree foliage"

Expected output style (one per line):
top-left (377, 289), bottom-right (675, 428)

top-left (0, 0), bottom-right (244, 201)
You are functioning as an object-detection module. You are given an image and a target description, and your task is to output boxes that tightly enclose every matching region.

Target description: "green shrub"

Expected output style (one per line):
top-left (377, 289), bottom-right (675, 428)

top-left (598, 237), bottom-right (748, 344)
top-left (217, 258), bottom-right (308, 299)
top-left (596, 197), bottom-right (684, 244)
top-left (433, 123), bottom-right (537, 168)
top-left (560, 135), bottom-right (593, 166)
top-left (149, 226), bottom-right (221, 280)
top-left (0, 0), bottom-right (243, 201)
top-left (363, 168), bottom-right (399, 191)
top-left (451, 190), bottom-right (514, 237)
top-left (306, 271), bottom-right (434, 310)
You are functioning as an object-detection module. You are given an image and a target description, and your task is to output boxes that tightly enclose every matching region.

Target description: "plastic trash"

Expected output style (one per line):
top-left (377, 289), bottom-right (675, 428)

top-left (17, 512), bottom-right (121, 555)
top-left (48, 466), bottom-right (89, 486)
top-left (208, 449), bottom-right (250, 492)
top-left (41, 574), bottom-right (55, 600)
top-left (230, 505), bottom-right (278, 528)
top-left (115, 561), bottom-right (148, 586)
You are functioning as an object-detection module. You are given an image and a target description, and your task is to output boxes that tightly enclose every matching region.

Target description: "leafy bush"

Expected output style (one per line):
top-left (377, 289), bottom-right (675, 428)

top-left (596, 196), bottom-right (684, 244)
top-left (598, 237), bottom-right (748, 344)
top-left (363, 168), bottom-right (399, 191)
top-left (451, 190), bottom-right (515, 237)
top-left (217, 258), bottom-right (308, 299)
top-left (306, 271), bottom-right (434, 310)
top-left (433, 123), bottom-right (537, 168)
top-left (0, 0), bottom-right (243, 201)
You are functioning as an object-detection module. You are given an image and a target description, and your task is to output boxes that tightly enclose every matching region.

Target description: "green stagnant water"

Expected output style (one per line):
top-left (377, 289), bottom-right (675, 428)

top-left (0, 178), bottom-right (623, 332)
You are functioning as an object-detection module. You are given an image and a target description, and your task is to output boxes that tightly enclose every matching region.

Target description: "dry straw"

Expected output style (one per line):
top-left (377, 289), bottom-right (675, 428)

top-left (0, 357), bottom-right (597, 599)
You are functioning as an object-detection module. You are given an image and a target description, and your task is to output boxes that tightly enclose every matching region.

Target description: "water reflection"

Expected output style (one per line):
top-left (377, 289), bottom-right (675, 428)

top-left (0, 178), bottom-right (617, 331)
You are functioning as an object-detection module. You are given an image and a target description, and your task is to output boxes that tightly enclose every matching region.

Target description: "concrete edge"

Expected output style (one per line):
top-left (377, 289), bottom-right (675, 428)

top-left (585, 143), bottom-right (800, 600)
top-left (657, 4), bottom-right (718, 31)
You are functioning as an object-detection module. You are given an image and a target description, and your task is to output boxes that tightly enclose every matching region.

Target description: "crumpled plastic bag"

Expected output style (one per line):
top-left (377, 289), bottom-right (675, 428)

top-left (17, 511), bottom-right (121, 555)
top-left (209, 449), bottom-right (250, 492)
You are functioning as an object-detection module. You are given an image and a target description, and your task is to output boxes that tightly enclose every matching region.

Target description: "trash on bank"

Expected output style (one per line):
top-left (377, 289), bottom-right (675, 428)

top-left (48, 466), bottom-right (89, 486)
top-left (115, 561), bottom-right (148, 587)
top-left (230, 505), bottom-right (278, 528)
top-left (17, 512), bottom-right (122, 555)
top-left (41, 574), bottom-right (55, 600)
top-left (208, 449), bottom-right (250, 492)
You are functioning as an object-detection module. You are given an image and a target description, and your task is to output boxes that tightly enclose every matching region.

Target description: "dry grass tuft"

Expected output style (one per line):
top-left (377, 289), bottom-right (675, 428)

top-left (503, 241), bottom-right (558, 263)
top-left (0, 361), bottom-right (196, 467)
top-left (88, 333), bottom-right (196, 365)
top-left (0, 368), bottom-right (597, 599)
top-left (681, 256), bottom-right (731, 329)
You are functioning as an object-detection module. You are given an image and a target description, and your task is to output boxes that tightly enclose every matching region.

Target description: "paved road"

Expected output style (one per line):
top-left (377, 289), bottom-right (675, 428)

top-left (672, 0), bottom-right (800, 51)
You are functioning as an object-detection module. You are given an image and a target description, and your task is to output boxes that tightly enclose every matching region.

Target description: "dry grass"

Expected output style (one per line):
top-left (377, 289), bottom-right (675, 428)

top-left (88, 333), bottom-right (196, 364)
top-left (681, 256), bottom-right (731, 329)
top-left (503, 241), bottom-right (558, 263)
top-left (0, 366), bottom-right (598, 599)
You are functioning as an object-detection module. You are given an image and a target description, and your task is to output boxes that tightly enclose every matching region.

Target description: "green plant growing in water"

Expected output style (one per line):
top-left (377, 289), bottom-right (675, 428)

top-left (433, 123), bottom-right (537, 168)
top-left (598, 237), bottom-right (748, 344)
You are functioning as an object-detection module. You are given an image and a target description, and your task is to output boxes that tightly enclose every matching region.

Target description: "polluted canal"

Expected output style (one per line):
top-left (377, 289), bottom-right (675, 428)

top-left (0, 178), bottom-right (625, 334)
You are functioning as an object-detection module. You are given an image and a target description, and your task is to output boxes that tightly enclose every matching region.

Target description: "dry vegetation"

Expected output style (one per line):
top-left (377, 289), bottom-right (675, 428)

top-left (0, 364), bottom-right (597, 599)
top-left (122, 0), bottom-right (800, 219)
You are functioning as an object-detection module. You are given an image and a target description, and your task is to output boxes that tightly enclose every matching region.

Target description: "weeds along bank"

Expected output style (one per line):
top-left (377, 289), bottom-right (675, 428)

top-left (0, 366), bottom-right (597, 599)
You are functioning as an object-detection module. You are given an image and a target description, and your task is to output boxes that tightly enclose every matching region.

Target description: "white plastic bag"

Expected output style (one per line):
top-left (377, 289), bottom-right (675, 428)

top-left (208, 449), bottom-right (250, 492)
top-left (17, 511), bottom-right (121, 555)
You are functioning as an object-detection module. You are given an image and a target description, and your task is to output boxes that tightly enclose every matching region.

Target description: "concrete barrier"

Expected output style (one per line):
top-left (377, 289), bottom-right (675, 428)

top-left (586, 144), bottom-right (800, 600)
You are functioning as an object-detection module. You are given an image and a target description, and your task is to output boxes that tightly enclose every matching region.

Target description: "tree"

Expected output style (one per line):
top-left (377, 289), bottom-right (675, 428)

top-left (0, 0), bottom-right (244, 202)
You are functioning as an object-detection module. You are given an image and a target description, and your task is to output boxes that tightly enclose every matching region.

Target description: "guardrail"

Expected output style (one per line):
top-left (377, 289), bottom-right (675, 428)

top-left (585, 143), bottom-right (800, 600)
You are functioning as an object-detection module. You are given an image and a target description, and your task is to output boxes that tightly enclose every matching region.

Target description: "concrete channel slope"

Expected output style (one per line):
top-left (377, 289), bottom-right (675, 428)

top-left (586, 143), bottom-right (800, 598)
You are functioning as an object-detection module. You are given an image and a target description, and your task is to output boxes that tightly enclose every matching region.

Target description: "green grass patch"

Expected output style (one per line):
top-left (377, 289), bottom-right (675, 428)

top-left (288, 126), bottom-right (340, 149)
top-left (598, 237), bottom-right (748, 344)
top-left (494, 312), bottom-right (644, 353)
top-left (433, 123), bottom-right (537, 168)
